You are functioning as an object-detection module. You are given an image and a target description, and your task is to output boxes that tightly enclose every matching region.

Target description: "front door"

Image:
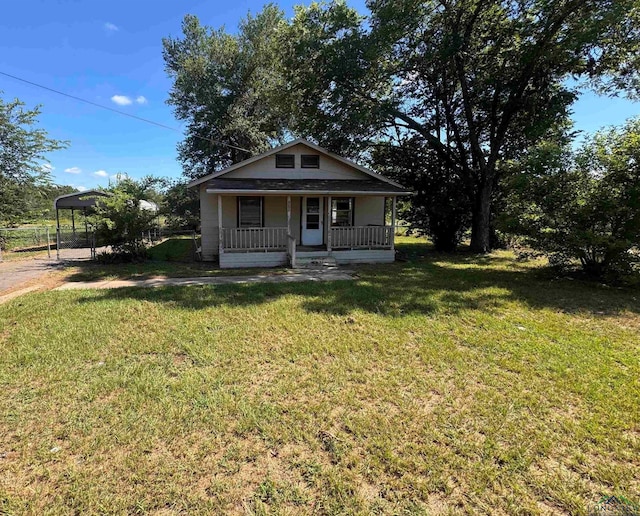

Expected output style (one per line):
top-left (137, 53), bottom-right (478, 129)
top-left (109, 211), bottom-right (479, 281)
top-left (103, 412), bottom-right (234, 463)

top-left (302, 197), bottom-right (323, 246)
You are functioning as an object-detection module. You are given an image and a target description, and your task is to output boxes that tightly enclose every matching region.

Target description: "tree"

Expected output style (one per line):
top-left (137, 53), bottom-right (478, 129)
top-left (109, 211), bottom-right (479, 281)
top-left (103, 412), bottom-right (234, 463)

top-left (93, 177), bottom-right (161, 261)
top-left (371, 138), bottom-right (471, 251)
top-left (162, 6), bottom-right (288, 180)
top-left (279, 0), bottom-right (640, 252)
top-left (503, 118), bottom-right (640, 279)
top-left (0, 94), bottom-right (67, 225)
top-left (162, 180), bottom-right (200, 230)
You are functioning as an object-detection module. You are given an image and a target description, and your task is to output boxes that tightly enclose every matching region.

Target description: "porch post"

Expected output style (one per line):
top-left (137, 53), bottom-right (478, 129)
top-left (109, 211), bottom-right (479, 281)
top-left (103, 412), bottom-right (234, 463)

top-left (391, 196), bottom-right (397, 251)
top-left (286, 195), bottom-right (292, 237)
top-left (217, 194), bottom-right (223, 256)
top-left (327, 195), bottom-right (332, 252)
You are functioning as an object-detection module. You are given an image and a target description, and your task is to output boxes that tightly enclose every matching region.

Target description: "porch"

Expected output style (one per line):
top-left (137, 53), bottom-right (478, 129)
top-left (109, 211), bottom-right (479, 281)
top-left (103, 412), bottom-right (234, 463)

top-left (214, 194), bottom-right (397, 268)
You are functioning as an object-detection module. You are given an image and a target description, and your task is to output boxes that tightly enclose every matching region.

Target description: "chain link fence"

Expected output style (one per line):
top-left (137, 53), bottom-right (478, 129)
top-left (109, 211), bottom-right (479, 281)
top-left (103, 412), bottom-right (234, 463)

top-left (0, 227), bottom-right (53, 262)
top-left (55, 226), bottom-right (97, 260)
top-left (1, 225), bottom-right (200, 263)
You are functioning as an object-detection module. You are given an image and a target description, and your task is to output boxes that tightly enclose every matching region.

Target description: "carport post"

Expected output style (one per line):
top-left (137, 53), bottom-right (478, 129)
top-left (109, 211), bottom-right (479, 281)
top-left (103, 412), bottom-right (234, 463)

top-left (84, 207), bottom-right (89, 245)
top-left (56, 228), bottom-right (61, 261)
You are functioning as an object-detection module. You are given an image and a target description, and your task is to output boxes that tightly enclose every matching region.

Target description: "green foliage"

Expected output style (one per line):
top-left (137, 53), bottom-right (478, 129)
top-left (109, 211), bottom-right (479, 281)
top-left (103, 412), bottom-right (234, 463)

top-left (502, 118), bottom-right (640, 280)
top-left (162, 6), bottom-right (288, 179)
top-left (92, 177), bottom-right (161, 262)
top-left (278, 0), bottom-right (640, 251)
top-left (372, 138), bottom-right (471, 251)
top-left (162, 180), bottom-right (199, 230)
top-left (0, 93), bottom-right (68, 225)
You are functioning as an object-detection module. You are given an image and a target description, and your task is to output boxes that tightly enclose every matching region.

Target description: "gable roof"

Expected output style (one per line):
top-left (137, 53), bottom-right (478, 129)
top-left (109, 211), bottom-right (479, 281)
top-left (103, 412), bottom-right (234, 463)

top-left (186, 138), bottom-right (408, 191)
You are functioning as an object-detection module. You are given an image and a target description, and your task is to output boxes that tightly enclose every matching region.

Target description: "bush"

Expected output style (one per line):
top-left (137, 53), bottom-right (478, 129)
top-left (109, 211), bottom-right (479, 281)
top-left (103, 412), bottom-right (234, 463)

top-left (502, 119), bottom-right (640, 281)
top-left (92, 177), bottom-right (160, 262)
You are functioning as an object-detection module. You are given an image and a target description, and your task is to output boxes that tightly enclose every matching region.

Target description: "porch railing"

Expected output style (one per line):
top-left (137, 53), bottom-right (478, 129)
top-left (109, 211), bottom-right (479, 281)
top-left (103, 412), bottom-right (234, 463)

top-left (222, 227), bottom-right (288, 251)
top-left (330, 225), bottom-right (394, 249)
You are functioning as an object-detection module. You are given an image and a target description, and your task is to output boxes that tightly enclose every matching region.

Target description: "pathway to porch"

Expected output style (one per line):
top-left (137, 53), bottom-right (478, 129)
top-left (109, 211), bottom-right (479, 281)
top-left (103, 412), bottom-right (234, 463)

top-left (55, 269), bottom-right (355, 291)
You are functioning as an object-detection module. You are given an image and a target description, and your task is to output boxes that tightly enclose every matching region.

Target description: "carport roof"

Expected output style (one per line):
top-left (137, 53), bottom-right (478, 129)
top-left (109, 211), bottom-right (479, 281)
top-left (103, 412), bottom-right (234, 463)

top-left (53, 190), bottom-right (111, 210)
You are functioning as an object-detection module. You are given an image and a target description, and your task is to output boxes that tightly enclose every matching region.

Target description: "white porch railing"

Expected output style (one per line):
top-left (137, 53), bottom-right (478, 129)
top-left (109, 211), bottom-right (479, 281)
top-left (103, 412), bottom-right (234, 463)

top-left (222, 227), bottom-right (288, 251)
top-left (330, 225), bottom-right (394, 249)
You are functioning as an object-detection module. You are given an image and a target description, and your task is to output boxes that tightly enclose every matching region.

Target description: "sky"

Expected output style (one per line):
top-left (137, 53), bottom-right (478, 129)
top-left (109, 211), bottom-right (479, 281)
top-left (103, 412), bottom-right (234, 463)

top-left (1, 0), bottom-right (638, 192)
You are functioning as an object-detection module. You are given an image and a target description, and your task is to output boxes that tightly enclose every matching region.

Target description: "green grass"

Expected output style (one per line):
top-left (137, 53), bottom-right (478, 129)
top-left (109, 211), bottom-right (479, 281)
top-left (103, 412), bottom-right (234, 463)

top-left (1, 237), bottom-right (639, 514)
top-left (147, 236), bottom-right (197, 262)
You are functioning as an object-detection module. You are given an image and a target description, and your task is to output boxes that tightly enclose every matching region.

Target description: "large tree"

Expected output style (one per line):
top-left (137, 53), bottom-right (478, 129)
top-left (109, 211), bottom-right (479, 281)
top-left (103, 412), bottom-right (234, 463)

top-left (279, 0), bottom-right (640, 251)
top-left (0, 94), bottom-right (67, 225)
top-left (162, 5), bottom-right (288, 180)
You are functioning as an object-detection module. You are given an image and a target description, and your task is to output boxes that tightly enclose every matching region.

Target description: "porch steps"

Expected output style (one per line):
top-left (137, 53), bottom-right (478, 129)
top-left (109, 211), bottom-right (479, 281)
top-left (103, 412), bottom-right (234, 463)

top-left (294, 254), bottom-right (337, 269)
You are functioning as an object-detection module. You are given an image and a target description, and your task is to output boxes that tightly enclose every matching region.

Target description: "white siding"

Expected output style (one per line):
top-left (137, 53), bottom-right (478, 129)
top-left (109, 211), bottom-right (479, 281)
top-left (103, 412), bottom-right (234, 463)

top-left (224, 143), bottom-right (369, 180)
top-left (200, 184), bottom-right (218, 261)
top-left (354, 196), bottom-right (385, 226)
top-left (220, 252), bottom-right (288, 269)
top-left (332, 249), bottom-right (394, 264)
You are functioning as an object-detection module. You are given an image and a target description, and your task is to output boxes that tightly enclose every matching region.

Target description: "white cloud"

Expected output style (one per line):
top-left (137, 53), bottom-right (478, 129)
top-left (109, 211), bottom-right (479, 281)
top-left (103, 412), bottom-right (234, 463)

top-left (135, 96), bottom-right (148, 105)
top-left (64, 166), bottom-right (82, 174)
top-left (93, 170), bottom-right (109, 178)
top-left (111, 95), bottom-right (132, 106)
top-left (104, 22), bottom-right (119, 32)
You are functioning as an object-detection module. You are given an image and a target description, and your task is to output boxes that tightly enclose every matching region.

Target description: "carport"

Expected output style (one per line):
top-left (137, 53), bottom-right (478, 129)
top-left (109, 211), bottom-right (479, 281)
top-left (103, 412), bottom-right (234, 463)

top-left (53, 190), bottom-right (110, 260)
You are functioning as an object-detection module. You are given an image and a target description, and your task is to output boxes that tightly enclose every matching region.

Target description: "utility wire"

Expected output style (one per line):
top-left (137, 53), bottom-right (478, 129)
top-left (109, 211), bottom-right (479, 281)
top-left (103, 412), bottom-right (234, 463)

top-left (0, 70), bottom-right (251, 153)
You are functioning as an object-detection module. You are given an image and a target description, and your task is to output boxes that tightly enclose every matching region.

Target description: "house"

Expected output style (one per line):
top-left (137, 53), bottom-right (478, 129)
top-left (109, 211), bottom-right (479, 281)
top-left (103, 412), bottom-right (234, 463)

top-left (187, 138), bottom-right (412, 268)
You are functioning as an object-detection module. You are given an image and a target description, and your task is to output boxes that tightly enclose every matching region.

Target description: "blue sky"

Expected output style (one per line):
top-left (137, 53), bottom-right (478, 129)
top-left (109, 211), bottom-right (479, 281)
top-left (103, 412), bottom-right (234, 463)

top-left (1, 0), bottom-right (638, 191)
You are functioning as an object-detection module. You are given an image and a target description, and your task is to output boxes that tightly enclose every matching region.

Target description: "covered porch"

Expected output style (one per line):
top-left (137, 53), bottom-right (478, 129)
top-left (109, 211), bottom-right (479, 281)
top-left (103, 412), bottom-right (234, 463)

top-left (215, 194), bottom-right (396, 268)
top-left (201, 178), bottom-right (409, 268)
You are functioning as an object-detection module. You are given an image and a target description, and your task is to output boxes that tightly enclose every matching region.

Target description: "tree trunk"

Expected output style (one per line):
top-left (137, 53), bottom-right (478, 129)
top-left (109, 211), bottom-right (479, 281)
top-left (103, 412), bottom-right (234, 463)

top-left (470, 180), bottom-right (493, 253)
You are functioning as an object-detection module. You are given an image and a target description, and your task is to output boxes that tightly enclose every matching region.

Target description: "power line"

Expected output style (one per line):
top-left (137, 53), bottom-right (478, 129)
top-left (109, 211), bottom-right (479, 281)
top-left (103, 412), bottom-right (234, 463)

top-left (0, 70), bottom-right (251, 153)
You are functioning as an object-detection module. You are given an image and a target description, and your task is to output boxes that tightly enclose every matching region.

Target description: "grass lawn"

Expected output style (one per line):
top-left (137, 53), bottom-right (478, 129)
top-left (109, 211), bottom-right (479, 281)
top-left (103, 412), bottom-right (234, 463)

top-left (1, 237), bottom-right (638, 514)
top-left (62, 237), bottom-right (289, 282)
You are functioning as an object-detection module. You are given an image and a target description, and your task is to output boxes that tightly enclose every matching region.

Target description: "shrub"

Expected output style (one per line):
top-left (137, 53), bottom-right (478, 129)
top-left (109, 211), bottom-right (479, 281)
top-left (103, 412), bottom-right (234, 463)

top-left (502, 119), bottom-right (640, 280)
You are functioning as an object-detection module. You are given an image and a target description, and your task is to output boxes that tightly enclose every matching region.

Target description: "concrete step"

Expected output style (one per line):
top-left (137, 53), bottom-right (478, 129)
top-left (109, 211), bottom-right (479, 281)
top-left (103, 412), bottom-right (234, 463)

top-left (294, 255), bottom-right (337, 269)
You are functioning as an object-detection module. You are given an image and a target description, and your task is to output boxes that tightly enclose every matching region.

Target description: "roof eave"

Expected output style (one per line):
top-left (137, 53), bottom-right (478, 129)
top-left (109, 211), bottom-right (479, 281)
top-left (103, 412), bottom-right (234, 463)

top-left (205, 188), bottom-right (414, 196)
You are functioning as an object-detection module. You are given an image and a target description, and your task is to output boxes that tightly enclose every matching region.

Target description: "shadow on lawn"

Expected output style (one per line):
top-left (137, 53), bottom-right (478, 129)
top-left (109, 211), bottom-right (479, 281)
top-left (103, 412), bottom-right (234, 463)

top-left (71, 241), bottom-right (640, 318)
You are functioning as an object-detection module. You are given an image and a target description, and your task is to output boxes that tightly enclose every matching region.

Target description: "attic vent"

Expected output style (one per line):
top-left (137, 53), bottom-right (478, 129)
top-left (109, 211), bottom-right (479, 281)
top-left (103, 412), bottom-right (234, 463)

top-left (275, 154), bottom-right (295, 168)
top-left (301, 155), bottom-right (320, 168)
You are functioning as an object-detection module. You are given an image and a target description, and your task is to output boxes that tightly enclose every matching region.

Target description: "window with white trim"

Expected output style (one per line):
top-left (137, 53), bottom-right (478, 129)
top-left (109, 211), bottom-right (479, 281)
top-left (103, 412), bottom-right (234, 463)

top-left (238, 197), bottom-right (263, 227)
top-left (331, 198), bottom-right (354, 227)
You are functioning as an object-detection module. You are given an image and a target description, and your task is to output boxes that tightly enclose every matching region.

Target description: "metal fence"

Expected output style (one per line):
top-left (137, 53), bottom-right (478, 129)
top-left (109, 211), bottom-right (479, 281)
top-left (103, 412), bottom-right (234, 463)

top-left (56, 226), bottom-right (97, 261)
top-left (0, 227), bottom-right (53, 262)
top-left (1, 225), bottom-right (200, 263)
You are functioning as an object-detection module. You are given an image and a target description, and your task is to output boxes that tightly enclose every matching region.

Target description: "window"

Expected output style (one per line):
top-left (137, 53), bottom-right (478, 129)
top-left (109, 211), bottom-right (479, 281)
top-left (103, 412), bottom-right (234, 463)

top-left (238, 197), bottom-right (263, 228)
top-left (275, 154), bottom-right (295, 168)
top-left (331, 198), bottom-right (354, 227)
top-left (306, 197), bottom-right (320, 229)
top-left (301, 154), bottom-right (320, 168)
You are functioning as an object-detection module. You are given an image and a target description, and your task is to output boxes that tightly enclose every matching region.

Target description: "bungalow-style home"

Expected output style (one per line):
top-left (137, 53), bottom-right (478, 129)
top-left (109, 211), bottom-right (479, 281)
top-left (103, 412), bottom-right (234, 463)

top-left (187, 138), bottom-right (412, 268)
